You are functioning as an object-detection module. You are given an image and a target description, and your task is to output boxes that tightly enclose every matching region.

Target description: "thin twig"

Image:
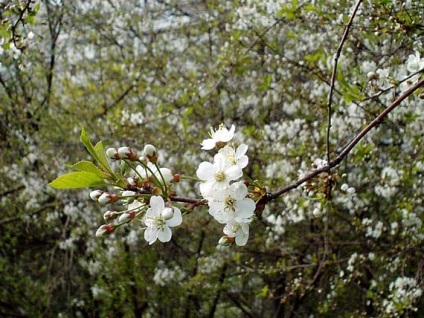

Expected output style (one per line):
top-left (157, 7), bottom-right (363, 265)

top-left (326, 0), bottom-right (363, 164)
top-left (170, 195), bottom-right (207, 206)
top-left (0, 184), bottom-right (25, 198)
top-left (267, 77), bottom-right (424, 202)
top-left (204, 15), bottom-right (287, 97)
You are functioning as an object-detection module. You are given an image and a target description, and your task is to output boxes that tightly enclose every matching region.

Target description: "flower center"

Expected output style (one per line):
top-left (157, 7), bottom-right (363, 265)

top-left (214, 171), bottom-right (226, 182)
top-left (225, 196), bottom-right (236, 212)
top-left (228, 154), bottom-right (237, 165)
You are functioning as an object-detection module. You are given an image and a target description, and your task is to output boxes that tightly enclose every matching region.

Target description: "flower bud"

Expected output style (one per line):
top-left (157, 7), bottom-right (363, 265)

top-left (127, 177), bottom-right (136, 186)
top-left (157, 168), bottom-right (174, 185)
top-left (152, 187), bottom-right (163, 195)
top-left (103, 210), bottom-right (119, 221)
top-left (90, 190), bottom-right (103, 201)
top-left (118, 211), bottom-right (136, 223)
top-left (122, 190), bottom-right (136, 197)
top-left (161, 208), bottom-right (174, 220)
top-left (98, 192), bottom-right (118, 204)
top-left (106, 148), bottom-right (120, 159)
top-left (139, 156), bottom-right (149, 164)
top-left (118, 147), bottom-right (137, 161)
top-left (218, 236), bottom-right (235, 246)
top-left (143, 144), bottom-right (157, 158)
top-left (367, 71), bottom-right (377, 80)
top-left (173, 174), bottom-right (181, 183)
top-left (95, 224), bottom-right (115, 237)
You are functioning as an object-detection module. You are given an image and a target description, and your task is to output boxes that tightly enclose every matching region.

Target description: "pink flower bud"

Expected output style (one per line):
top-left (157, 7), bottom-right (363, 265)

top-left (90, 190), bottom-right (103, 201)
top-left (103, 210), bottom-right (118, 221)
top-left (96, 224), bottom-right (115, 237)
top-left (98, 192), bottom-right (118, 204)
top-left (118, 211), bottom-right (136, 223)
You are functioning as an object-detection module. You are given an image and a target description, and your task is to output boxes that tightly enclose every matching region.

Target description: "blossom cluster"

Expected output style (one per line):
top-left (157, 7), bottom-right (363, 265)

top-left (196, 124), bottom-right (256, 246)
top-left (85, 124), bottom-right (258, 247)
top-left (91, 144), bottom-right (182, 245)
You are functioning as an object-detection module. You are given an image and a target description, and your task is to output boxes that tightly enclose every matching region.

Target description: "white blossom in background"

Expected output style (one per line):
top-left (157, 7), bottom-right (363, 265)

top-left (406, 51), bottom-right (424, 73)
top-left (143, 196), bottom-right (182, 245)
top-left (376, 68), bottom-right (391, 89)
top-left (383, 276), bottom-right (423, 315)
top-left (153, 261), bottom-right (187, 287)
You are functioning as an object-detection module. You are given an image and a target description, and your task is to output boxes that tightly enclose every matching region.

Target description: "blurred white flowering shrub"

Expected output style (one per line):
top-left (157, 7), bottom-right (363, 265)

top-left (1, 0), bottom-right (423, 317)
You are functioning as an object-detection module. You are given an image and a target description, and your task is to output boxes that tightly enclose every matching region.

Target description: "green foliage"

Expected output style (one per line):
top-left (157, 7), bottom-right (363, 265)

top-left (49, 171), bottom-right (107, 189)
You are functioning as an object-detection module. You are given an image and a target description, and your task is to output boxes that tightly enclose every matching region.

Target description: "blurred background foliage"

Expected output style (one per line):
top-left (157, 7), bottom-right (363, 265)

top-left (0, 0), bottom-right (423, 317)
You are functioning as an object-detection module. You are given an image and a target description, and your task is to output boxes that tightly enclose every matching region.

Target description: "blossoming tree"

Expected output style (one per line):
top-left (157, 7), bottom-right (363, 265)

top-left (1, 0), bottom-right (423, 316)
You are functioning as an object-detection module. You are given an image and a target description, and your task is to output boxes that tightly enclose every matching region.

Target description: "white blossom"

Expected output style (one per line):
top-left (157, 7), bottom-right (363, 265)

top-left (207, 181), bottom-right (255, 224)
top-left (406, 51), bottom-right (424, 73)
top-left (143, 196), bottom-right (182, 245)
top-left (201, 124), bottom-right (236, 150)
top-left (196, 153), bottom-right (243, 198)
top-left (218, 144), bottom-right (249, 169)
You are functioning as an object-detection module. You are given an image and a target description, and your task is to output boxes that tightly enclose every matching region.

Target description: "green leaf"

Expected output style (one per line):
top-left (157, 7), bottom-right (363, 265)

top-left (65, 161), bottom-right (109, 178)
top-left (79, 127), bottom-right (114, 176)
top-left (94, 141), bottom-right (113, 174)
top-left (48, 171), bottom-right (106, 189)
top-left (80, 126), bottom-right (101, 163)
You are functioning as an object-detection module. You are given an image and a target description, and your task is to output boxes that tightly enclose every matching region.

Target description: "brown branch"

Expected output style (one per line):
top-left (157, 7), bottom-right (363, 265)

top-left (170, 196), bottom-right (207, 206)
top-left (0, 202), bottom-right (57, 225)
top-left (326, 0), bottom-right (363, 164)
top-left (267, 77), bottom-right (424, 202)
top-left (0, 184), bottom-right (25, 198)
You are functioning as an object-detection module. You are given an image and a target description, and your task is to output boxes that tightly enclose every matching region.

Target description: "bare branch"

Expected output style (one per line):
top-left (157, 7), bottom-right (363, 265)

top-left (267, 77), bottom-right (424, 202)
top-left (326, 0), bottom-right (363, 164)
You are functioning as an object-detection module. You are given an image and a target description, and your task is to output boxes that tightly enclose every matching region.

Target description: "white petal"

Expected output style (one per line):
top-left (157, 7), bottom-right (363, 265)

top-left (235, 228), bottom-right (249, 246)
top-left (157, 168), bottom-right (173, 185)
top-left (208, 202), bottom-right (229, 224)
top-left (236, 144), bottom-right (248, 156)
top-left (232, 182), bottom-right (248, 199)
top-left (144, 227), bottom-right (158, 245)
top-left (235, 198), bottom-right (255, 218)
top-left (196, 162), bottom-right (215, 181)
top-left (128, 200), bottom-right (143, 211)
top-left (149, 196), bottom-right (165, 216)
top-left (237, 156), bottom-right (249, 169)
top-left (225, 165), bottom-right (243, 181)
top-left (157, 226), bottom-right (172, 242)
top-left (223, 222), bottom-right (237, 237)
top-left (167, 207), bottom-right (182, 227)
top-left (201, 139), bottom-right (216, 150)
